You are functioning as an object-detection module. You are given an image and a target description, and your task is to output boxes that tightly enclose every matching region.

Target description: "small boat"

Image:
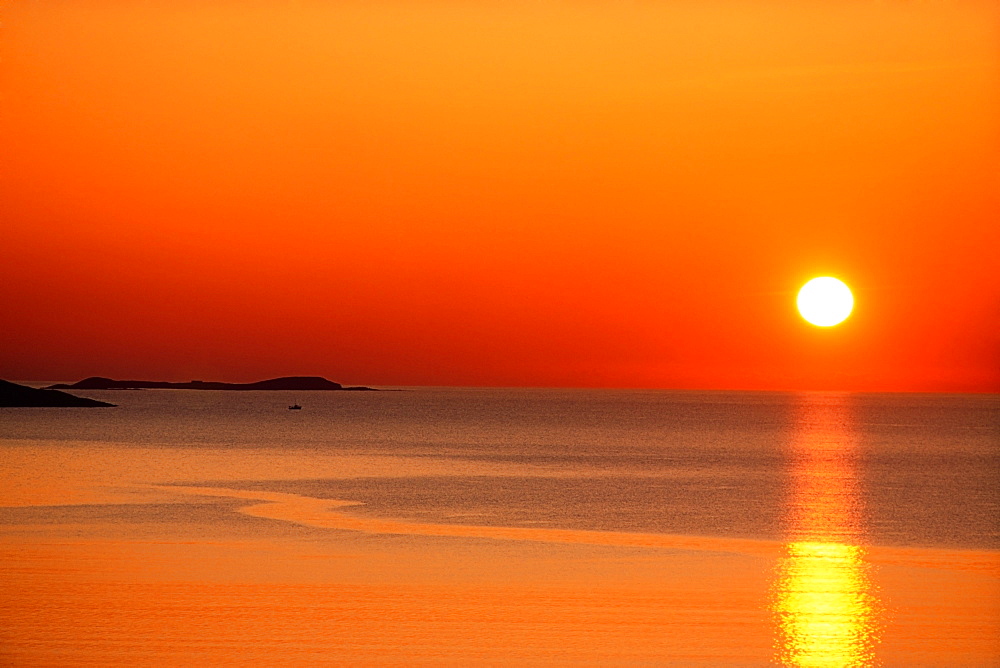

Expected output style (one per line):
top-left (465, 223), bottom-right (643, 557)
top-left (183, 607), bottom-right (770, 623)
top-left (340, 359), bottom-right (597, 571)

top-left (288, 404), bottom-right (302, 410)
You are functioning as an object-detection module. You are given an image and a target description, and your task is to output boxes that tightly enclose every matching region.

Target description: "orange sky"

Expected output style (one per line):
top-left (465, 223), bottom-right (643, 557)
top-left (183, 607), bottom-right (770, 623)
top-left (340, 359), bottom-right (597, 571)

top-left (2, 0), bottom-right (998, 391)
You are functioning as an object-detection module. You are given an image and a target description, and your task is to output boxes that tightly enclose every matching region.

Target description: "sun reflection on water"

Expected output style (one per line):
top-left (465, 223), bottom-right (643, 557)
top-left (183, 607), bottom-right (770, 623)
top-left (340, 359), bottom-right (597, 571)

top-left (773, 394), bottom-right (882, 667)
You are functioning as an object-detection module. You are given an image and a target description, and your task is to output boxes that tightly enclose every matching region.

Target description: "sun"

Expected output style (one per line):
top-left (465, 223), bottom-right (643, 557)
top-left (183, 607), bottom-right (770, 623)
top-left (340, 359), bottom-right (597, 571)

top-left (797, 277), bottom-right (853, 327)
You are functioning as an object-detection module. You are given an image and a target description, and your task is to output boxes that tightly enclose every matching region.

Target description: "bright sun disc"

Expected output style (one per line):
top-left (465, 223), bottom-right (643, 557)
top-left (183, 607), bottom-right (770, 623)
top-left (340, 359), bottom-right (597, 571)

top-left (797, 277), bottom-right (853, 327)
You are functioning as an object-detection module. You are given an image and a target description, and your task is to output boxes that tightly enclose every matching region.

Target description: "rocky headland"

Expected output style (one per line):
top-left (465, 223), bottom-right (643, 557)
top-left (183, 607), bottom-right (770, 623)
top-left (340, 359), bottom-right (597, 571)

top-left (0, 379), bottom-right (117, 407)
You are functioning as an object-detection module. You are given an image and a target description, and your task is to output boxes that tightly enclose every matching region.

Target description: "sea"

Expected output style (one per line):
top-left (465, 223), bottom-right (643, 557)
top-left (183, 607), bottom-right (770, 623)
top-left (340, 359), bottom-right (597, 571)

top-left (1, 387), bottom-right (998, 665)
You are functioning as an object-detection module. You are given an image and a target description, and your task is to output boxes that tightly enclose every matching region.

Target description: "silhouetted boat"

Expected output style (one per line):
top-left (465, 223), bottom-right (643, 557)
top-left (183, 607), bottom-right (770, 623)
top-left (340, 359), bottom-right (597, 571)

top-left (288, 404), bottom-right (302, 410)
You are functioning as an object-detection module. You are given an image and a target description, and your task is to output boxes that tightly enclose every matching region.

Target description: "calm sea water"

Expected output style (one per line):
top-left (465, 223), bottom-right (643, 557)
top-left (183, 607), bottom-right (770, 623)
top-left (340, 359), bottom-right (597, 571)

top-left (2, 387), bottom-right (999, 666)
top-left (3, 387), bottom-right (997, 550)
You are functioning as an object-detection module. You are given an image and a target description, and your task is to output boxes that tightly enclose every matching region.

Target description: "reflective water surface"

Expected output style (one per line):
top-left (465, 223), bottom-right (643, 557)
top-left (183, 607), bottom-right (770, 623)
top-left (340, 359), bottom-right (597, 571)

top-left (0, 388), bottom-right (997, 665)
top-left (773, 394), bottom-right (881, 667)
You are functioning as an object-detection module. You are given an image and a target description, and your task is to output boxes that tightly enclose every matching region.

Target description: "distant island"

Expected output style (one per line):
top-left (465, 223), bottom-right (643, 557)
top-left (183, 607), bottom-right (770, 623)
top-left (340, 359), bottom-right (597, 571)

top-left (44, 376), bottom-right (377, 391)
top-left (1, 379), bottom-right (117, 407)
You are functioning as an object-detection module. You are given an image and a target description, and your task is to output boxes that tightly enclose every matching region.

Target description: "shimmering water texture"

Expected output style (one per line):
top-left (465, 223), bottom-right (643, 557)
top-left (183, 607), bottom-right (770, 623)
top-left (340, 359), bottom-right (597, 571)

top-left (772, 397), bottom-right (881, 667)
top-left (1, 389), bottom-right (997, 665)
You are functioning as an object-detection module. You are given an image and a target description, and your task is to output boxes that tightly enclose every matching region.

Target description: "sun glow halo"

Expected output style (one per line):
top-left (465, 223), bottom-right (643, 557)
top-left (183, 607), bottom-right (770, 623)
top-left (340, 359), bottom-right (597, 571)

top-left (797, 277), bottom-right (853, 327)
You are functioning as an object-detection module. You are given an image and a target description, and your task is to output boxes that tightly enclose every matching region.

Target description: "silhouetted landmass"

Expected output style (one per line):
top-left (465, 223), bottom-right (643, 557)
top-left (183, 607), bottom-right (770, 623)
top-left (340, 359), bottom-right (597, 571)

top-left (0, 380), bottom-right (117, 407)
top-left (45, 376), bottom-right (377, 391)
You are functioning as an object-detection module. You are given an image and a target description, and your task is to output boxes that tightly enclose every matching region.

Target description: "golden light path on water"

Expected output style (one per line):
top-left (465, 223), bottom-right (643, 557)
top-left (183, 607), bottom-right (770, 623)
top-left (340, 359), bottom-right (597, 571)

top-left (773, 394), bottom-right (882, 667)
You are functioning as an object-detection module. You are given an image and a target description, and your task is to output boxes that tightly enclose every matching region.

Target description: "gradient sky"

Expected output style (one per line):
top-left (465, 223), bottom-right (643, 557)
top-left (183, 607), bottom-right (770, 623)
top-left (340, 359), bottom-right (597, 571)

top-left (2, 1), bottom-right (998, 391)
